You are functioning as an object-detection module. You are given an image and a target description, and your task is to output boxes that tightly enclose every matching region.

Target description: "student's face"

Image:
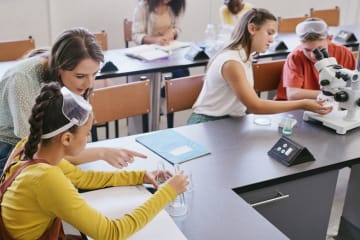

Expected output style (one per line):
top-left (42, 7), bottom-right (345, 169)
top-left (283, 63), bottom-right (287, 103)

top-left (301, 38), bottom-right (329, 63)
top-left (66, 113), bottom-right (93, 156)
top-left (59, 58), bottom-right (100, 96)
top-left (227, 0), bottom-right (243, 15)
top-left (250, 20), bottom-right (277, 53)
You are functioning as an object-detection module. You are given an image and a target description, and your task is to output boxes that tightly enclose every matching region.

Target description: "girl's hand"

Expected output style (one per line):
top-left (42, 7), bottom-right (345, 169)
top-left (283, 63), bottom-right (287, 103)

top-left (144, 170), bottom-right (173, 188)
top-left (165, 171), bottom-right (188, 195)
top-left (305, 99), bottom-right (333, 115)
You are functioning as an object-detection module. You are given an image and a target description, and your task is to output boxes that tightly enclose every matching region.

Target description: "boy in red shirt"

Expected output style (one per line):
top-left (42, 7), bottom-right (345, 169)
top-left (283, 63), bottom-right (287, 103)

top-left (275, 18), bottom-right (356, 100)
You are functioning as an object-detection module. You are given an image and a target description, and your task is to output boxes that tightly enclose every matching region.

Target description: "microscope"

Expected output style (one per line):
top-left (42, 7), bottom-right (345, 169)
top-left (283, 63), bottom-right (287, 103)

top-left (303, 48), bottom-right (360, 134)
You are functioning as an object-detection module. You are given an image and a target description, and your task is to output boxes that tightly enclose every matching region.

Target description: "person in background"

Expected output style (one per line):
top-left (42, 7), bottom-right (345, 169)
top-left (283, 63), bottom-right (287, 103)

top-left (187, 8), bottom-right (332, 125)
top-left (275, 18), bottom-right (356, 100)
top-left (132, 0), bottom-right (186, 47)
top-left (0, 82), bottom-right (188, 239)
top-left (0, 27), bottom-right (146, 174)
top-left (130, 0), bottom-right (189, 132)
top-left (220, 0), bottom-right (253, 26)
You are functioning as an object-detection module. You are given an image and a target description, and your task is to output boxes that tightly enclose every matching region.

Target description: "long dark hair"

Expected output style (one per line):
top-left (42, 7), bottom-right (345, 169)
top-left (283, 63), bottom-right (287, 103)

top-left (147, 0), bottom-right (186, 16)
top-left (24, 82), bottom-right (78, 160)
top-left (44, 27), bottom-right (104, 99)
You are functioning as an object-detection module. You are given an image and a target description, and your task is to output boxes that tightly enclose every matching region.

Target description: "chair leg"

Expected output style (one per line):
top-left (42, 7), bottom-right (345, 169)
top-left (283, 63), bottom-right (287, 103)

top-left (167, 113), bottom-right (174, 128)
top-left (142, 114), bottom-right (149, 132)
top-left (105, 122), bottom-right (109, 139)
top-left (114, 120), bottom-right (119, 138)
top-left (91, 126), bottom-right (98, 142)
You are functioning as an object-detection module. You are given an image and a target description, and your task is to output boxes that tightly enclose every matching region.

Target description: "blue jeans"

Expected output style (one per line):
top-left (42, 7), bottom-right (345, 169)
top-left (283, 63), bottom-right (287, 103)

top-left (187, 112), bottom-right (230, 125)
top-left (0, 141), bottom-right (15, 175)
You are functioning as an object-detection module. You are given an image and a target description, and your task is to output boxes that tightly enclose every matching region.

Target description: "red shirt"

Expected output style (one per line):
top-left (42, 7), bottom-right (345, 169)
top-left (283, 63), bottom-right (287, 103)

top-left (275, 42), bottom-right (356, 100)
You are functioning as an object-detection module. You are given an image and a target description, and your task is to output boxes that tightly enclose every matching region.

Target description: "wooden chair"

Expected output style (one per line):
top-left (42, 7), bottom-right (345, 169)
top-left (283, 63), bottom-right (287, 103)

top-left (124, 18), bottom-right (133, 48)
top-left (93, 30), bottom-right (108, 51)
top-left (253, 59), bottom-right (286, 96)
top-left (310, 6), bottom-right (340, 27)
top-left (0, 36), bottom-right (35, 61)
top-left (90, 80), bottom-right (151, 141)
top-left (165, 74), bottom-right (204, 128)
top-left (277, 16), bottom-right (309, 33)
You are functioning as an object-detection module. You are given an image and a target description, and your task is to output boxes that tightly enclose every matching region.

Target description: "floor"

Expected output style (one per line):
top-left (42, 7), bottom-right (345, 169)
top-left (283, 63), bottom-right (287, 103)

top-left (85, 79), bottom-right (350, 239)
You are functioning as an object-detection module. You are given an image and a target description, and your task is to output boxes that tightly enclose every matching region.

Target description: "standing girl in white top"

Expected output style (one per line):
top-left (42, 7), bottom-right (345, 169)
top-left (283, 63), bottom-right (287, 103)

top-left (188, 8), bottom-right (332, 124)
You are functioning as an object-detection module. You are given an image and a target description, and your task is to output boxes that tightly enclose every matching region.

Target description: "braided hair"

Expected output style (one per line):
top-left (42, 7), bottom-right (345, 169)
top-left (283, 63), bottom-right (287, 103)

top-left (24, 82), bottom-right (77, 160)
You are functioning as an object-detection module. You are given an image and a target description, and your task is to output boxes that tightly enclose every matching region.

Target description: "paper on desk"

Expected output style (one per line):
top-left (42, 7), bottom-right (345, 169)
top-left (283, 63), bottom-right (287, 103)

top-left (154, 40), bottom-right (190, 52)
top-left (81, 186), bottom-right (187, 240)
top-left (125, 45), bottom-right (169, 61)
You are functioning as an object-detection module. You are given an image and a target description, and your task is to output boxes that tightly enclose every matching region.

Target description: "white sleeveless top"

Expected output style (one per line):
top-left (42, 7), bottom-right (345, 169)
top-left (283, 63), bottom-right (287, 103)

top-left (193, 48), bottom-right (253, 117)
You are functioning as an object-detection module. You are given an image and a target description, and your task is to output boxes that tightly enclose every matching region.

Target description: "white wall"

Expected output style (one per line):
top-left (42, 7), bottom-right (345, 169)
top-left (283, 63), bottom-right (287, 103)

top-left (1, 0), bottom-right (360, 49)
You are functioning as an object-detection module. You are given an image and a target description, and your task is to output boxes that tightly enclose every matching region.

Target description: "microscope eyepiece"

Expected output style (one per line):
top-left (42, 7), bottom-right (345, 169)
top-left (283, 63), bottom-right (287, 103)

top-left (320, 48), bottom-right (329, 58)
top-left (313, 48), bottom-right (323, 60)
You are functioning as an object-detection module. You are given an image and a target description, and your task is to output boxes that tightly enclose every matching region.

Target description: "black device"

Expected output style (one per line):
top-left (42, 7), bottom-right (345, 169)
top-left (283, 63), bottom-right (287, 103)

top-left (335, 30), bottom-right (358, 43)
top-left (271, 40), bottom-right (288, 51)
top-left (185, 44), bottom-right (209, 61)
top-left (268, 136), bottom-right (315, 167)
top-left (100, 61), bottom-right (118, 73)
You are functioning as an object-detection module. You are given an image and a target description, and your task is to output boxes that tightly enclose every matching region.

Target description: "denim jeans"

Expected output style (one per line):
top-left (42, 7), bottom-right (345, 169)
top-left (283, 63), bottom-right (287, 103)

top-left (187, 112), bottom-right (230, 125)
top-left (0, 141), bottom-right (15, 174)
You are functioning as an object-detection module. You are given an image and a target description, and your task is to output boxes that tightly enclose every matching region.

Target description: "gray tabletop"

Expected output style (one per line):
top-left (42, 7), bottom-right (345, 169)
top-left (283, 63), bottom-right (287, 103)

top-left (83, 110), bottom-right (360, 239)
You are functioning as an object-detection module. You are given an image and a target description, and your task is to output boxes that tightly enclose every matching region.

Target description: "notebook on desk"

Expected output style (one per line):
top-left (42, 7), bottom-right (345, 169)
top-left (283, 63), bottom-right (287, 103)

top-left (135, 129), bottom-right (210, 165)
top-left (154, 40), bottom-right (190, 52)
top-left (80, 186), bottom-right (187, 240)
top-left (125, 45), bottom-right (169, 61)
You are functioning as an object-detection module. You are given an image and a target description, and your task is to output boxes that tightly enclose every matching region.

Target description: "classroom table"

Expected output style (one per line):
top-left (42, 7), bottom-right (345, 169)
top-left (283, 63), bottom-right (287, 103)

top-left (80, 110), bottom-right (360, 240)
top-left (97, 46), bottom-right (208, 132)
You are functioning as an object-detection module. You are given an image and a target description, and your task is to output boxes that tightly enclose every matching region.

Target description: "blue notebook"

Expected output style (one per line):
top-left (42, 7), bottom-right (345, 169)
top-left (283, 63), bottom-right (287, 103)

top-left (135, 129), bottom-right (210, 164)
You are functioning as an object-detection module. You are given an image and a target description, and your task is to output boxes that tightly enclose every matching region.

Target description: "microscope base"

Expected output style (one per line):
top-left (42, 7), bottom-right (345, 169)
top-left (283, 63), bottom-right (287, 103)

top-left (303, 110), bottom-right (360, 134)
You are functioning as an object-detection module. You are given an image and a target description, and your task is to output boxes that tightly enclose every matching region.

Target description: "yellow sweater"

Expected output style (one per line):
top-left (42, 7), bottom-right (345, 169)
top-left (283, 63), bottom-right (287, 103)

top-left (1, 139), bottom-right (177, 240)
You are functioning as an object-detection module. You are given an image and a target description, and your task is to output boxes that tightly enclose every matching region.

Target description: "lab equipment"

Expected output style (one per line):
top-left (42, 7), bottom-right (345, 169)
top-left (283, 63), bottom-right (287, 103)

top-left (303, 48), bottom-right (360, 134)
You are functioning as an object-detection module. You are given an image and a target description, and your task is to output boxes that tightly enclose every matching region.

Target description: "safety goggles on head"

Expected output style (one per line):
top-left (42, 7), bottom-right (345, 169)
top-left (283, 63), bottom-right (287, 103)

top-left (41, 87), bottom-right (92, 139)
top-left (296, 19), bottom-right (328, 40)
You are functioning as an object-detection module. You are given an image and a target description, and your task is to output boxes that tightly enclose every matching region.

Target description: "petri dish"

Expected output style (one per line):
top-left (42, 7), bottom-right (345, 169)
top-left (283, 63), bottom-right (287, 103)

top-left (253, 117), bottom-right (271, 126)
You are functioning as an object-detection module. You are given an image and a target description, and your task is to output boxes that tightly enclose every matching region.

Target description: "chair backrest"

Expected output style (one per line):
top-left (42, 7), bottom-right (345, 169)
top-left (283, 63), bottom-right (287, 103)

top-left (123, 18), bottom-right (133, 48)
top-left (277, 16), bottom-right (309, 33)
top-left (0, 36), bottom-right (35, 61)
top-left (93, 30), bottom-right (108, 51)
top-left (90, 80), bottom-right (151, 124)
top-left (165, 74), bottom-right (204, 113)
top-left (253, 59), bottom-right (286, 94)
top-left (310, 6), bottom-right (340, 27)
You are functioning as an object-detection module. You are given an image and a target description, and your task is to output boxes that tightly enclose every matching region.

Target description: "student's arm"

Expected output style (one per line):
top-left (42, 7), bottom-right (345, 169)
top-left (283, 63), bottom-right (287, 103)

top-left (132, 1), bottom-right (149, 45)
top-left (65, 147), bottom-right (147, 169)
top-left (222, 60), bottom-right (332, 115)
top-left (39, 168), bottom-right (178, 240)
top-left (286, 87), bottom-right (320, 100)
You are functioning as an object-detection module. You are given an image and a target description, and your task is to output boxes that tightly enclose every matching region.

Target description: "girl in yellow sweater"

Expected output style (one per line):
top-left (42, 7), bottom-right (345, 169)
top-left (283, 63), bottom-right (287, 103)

top-left (1, 82), bottom-right (188, 239)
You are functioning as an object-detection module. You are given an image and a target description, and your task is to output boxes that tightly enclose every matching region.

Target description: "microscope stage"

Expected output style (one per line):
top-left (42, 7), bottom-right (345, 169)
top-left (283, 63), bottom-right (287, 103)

top-left (303, 110), bottom-right (360, 134)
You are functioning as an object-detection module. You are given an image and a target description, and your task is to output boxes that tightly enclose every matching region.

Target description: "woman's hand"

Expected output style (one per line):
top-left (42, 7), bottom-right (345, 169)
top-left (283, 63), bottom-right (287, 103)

top-left (100, 148), bottom-right (147, 168)
top-left (304, 99), bottom-right (333, 115)
top-left (155, 36), bottom-right (171, 46)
